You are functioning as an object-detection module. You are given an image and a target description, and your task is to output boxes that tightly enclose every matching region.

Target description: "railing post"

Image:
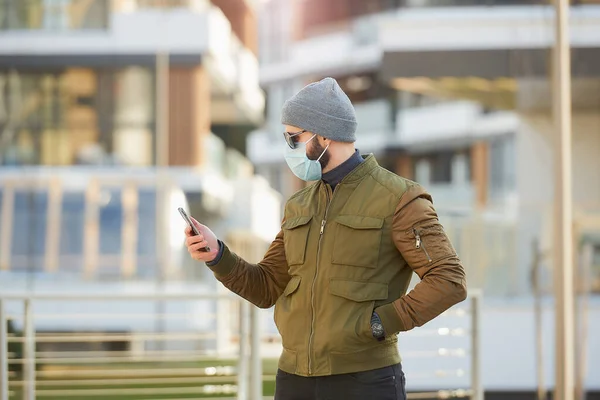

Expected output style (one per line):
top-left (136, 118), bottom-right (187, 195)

top-left (0, 181), bottom-right (14, 271)
top-left (250, 306), bottom-right (262, 400)
top-left (237, 300), bottom-right (250, 400)
top-left (217, 285), bottom-right (232, 356)
top-left (22, 299), bottom-right (35, 400)
top-left (470, 291), bottom-right (483, 400)
top-left (0, 299), bottom-right (8, 400)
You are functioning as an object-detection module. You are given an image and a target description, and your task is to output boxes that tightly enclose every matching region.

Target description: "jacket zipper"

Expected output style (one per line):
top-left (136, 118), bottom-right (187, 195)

top-left (308, 184), bottom-right (336, 375)
top-left (413, 228), bottom-right (432, 262)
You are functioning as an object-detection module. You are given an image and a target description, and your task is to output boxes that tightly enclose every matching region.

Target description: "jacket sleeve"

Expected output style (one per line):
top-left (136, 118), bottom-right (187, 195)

top-left (204, 228), bottom-right (291, 309)
top-left (375, 185), bottom-right (467, 334)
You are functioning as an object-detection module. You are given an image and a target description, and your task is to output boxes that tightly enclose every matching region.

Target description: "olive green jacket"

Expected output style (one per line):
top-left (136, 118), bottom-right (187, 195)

top-left (207, 154), bottom-right (467, 377)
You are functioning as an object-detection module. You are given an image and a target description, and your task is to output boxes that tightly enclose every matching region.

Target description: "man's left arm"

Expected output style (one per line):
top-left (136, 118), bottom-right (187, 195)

top-left (374, 185), bottom-right (468, 335)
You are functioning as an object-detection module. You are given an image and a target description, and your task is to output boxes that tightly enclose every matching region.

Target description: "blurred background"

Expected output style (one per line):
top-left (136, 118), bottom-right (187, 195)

top-left (0, 0), bottom-right (598, 399)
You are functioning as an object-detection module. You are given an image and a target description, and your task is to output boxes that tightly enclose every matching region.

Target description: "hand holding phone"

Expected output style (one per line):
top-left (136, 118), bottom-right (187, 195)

top-left (178, 207), bottom-right (210, 252)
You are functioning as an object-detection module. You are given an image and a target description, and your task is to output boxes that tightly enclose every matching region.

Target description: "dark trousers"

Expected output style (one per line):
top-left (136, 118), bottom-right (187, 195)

top-left (274, 363), bottom-right (406, 400)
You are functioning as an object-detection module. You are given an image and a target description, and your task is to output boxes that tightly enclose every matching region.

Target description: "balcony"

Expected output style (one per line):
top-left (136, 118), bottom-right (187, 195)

top-left (0, 0), bottom-right (219, 32)
top-left (0, 1), bottom-right (214, 56)
top-left (294, 0), bottom-right (548, 41)
top-left (260, 11), bottom-right (383, 85)
top-left (0, 156), bottom-right (280, 281)
top-left (379, 4), bottom-right (600, 53)
top-left (395, 101), bottom-right (519, 151)
top-left (260, 2), bottom-right (600, 85)
top-left (0, 168), bottom-right (195, 279)
top-left (379, 3), bottom-right (600, 87)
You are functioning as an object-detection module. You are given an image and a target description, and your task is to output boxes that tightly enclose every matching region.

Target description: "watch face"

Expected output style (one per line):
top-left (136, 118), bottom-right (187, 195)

top-left (373, 323), bottom-right (384, 337)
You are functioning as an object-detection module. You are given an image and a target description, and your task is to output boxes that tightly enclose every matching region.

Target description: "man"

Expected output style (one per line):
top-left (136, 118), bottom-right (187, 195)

top-left (185, 77), bottom-right (467, 400)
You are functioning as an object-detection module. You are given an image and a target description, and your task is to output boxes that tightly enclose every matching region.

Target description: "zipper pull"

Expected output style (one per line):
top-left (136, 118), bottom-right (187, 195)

top-left (414, 229), bottom-right (421, 249)
top-left (320, 219), bottom-right (326, 235)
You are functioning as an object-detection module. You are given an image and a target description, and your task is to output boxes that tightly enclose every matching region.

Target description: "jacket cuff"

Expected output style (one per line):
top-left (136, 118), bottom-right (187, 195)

top-left (205, 240), bottom-right (225, 267)
top-left (374, 302), bottom-right (406, 335)
top-left (205, 241), bottom-right (238, 279)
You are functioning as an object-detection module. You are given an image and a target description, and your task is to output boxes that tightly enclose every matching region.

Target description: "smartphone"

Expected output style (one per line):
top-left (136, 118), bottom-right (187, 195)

top-left (178, 207), bottom-right (210, 252)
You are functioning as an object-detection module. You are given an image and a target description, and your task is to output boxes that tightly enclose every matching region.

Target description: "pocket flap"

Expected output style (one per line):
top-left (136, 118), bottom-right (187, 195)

top-left (335, 215), bottom-right (384, 230)
top-left (282, 215), bottom-right (312, 230)
top-left (283, 276), bottom-right (301, 296)
top-left (329, 279), bottom-right (388, 302)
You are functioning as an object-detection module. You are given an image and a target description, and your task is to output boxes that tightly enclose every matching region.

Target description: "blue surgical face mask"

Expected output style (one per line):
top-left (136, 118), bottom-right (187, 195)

top-left (284, 134), bottom-right (330, 181)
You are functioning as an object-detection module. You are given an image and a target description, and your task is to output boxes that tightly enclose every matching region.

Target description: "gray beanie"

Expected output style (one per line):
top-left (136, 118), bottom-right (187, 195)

top-left (281, 77), bottom-right (357, 142)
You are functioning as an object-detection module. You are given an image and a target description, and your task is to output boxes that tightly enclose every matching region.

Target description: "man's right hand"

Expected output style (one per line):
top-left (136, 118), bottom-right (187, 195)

top-left (185, 217), bottom-right (220, 263)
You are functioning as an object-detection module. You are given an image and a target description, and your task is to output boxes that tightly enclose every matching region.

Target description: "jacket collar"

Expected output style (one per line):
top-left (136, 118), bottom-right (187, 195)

top-left (337, 153), bottom-right (378, 185)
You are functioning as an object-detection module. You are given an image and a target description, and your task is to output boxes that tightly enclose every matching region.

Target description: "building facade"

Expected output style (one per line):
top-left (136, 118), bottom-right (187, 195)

top-left (253, 0), bottom-right (600, 298)
top-left (0, 0), bottom-right (282, 287)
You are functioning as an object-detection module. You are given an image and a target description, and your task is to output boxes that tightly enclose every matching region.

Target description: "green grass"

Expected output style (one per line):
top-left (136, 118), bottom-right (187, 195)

top-left (9, 359), bottom-right (279, 400)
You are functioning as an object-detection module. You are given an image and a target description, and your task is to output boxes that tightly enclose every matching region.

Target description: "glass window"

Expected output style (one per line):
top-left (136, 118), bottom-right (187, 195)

top-left (430, 152), bottom-right (453, 184)
top-left (592, 243), bottom-right (600, 293)
top-left (0, 0), bottom-right (109, 31)
top-left (0, 0), bottom-right (34, 30)
top-left (0, 68), bottom-right (156, 167)
top-left (59, 192), bottom-right (85, 273)
top-left (11, 190), bottom-right (47, 271)
top-left (137, 190), bottom-right (157, 277)
top-left (465, 149), bottom-right (472, 182)
top-left (489, 134), bottom-right (516, 197)
top-left (97, 189), bottom-right (122, 273)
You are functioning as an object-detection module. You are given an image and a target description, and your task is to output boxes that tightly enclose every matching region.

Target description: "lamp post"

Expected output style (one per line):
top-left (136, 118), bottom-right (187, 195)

top-left (552, 0), bottom-right (574, 399)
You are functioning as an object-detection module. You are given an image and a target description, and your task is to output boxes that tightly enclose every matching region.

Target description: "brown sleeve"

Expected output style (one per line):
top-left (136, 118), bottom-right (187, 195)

top-left (205, 229), bottom-right (291, 309)
top-left (375, 185), bottom-right (467, 334)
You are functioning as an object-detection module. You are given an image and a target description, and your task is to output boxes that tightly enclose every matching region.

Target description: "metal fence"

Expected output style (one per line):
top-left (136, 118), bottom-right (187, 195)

top-left (0, 290), bottom-right (482, 400)
top-left (403, 290), bottom-right (482, 400)
top-left (0, 291), bottom-right (264, 400)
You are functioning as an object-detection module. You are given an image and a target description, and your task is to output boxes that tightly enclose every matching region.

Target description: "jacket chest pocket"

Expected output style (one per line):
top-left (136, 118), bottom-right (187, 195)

top-left (282, 215), bottom-right (312, 266)
top-left (331, 215), bottom-right (384, 268)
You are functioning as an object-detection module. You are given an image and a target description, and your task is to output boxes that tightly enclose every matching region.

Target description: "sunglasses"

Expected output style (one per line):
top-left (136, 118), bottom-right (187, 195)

top-left (283, 129), bottom-right (307, 149)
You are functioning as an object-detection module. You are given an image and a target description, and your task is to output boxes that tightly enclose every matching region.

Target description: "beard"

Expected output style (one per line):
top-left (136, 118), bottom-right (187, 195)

top-left (307, 139), bottom-right (330, 170)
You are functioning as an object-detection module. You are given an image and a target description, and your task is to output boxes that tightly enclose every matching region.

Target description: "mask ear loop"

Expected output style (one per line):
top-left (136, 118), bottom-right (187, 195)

top-left (316, 141), bottom-right (330, 162)
top-left (304, 134), bottom-right (317, 145)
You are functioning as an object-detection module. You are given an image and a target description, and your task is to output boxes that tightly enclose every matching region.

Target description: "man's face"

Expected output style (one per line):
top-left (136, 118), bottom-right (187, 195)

top-left (283, 125), bottom-right (330, 170)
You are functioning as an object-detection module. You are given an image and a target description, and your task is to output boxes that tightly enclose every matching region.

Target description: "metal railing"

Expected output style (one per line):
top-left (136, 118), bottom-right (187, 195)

top-left (0, 291), bottom-right (264, 400)
top-left (405, 290), bottom-right (483, 400)
top-left (0, 290), bottom-right (482, 400)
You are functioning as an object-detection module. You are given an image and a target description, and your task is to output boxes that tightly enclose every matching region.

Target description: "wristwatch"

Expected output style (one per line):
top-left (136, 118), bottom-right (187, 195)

top-left (370, 312), bottom-right (385, 341)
